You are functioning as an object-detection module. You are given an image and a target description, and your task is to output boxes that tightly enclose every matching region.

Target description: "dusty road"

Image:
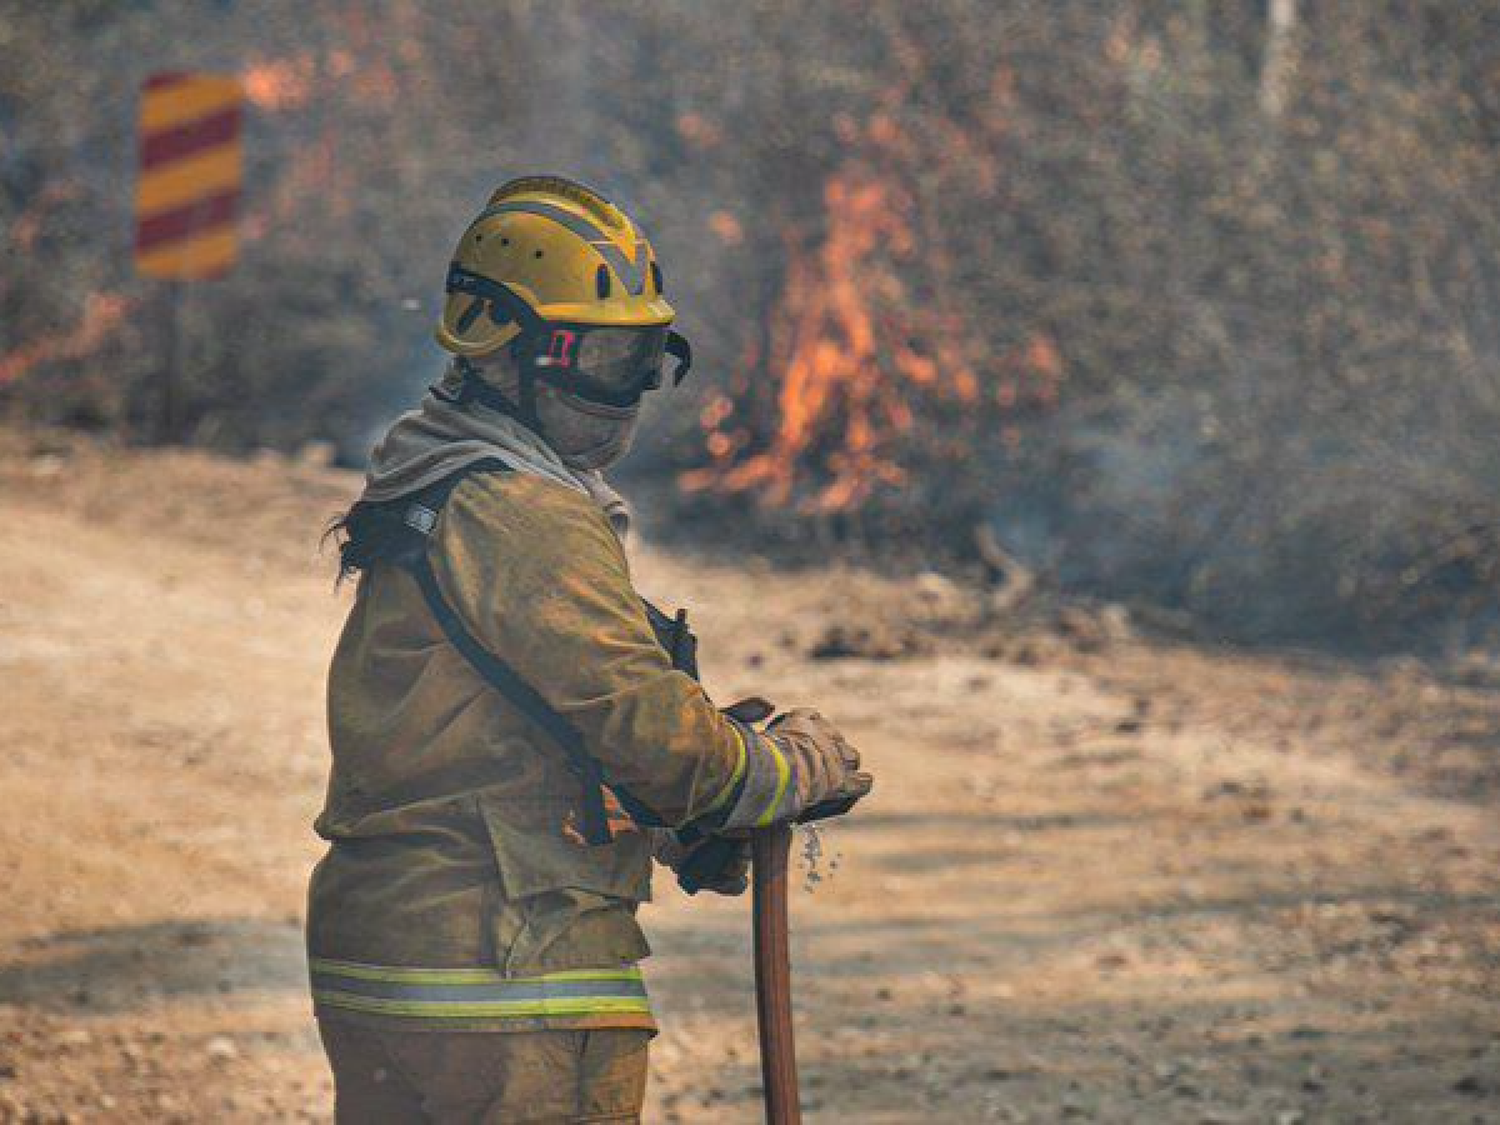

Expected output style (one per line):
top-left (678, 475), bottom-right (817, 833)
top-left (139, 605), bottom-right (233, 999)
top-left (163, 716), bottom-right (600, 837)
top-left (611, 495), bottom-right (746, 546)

top-left (1, 431), bottom-right (1497, 1123)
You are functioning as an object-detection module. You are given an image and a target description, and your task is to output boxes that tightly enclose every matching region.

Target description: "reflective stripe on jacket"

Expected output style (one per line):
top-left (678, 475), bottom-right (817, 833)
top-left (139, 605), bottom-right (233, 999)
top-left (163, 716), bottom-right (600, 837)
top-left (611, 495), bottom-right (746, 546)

top-left (308, 470), bottom-right (746, 1031)
top-left (311, 959), bottom-right (651, 1022)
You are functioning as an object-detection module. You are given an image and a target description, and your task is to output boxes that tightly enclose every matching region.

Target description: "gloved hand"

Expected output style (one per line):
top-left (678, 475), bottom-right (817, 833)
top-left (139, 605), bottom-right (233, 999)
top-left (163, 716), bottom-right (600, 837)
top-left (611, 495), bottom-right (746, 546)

top-left (721, 708), bottom-right (873, 831)
top-left (649, 828), bottom-right (750, 896)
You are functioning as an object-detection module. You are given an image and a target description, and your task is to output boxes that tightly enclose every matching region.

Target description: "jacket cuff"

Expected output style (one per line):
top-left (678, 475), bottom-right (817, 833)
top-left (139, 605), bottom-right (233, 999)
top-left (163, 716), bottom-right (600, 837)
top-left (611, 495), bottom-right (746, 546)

top-left (719, 727), bottom-right (797, 832)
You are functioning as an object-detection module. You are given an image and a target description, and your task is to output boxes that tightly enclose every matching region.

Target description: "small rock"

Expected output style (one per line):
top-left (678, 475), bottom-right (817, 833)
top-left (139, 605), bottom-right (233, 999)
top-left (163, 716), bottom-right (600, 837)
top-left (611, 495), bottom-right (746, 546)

top-left (808, 622), bottom-right (925, 661)
top-left (1055, 603), bottom-right (1132, 651)
top-left (914, 571), bottom-right (961, 604)
top-left (205, 1035), bottom-right (239, 1062)
top-left (296, 441), bottom-right (337, 468)
top-left (1098, 602), bottom-right (1133, 641)
top-left (1454, 1074), bottom-right (1489, 1096)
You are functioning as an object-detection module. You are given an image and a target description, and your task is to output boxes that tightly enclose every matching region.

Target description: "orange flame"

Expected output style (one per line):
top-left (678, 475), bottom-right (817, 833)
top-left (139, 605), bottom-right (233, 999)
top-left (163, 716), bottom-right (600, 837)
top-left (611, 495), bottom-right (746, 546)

top-left (685, 164), bottom-right (1034, 512)
top-left (9, 182), bottom-right (83, 253)
top-left (682, 171), bottom-right (942, 510)
top-left (243, 44), bottom-right (401, 115)
top-left (685, 97), bottom-right (1064, 514)
top-left (680, 23), bottom-right (1068, 514)
top-left (242, 56), bottom-right (315, 110)
top-left (240, 46), bottom-right (403, 235)
top-left (0, 293), bottom-right (132, 387)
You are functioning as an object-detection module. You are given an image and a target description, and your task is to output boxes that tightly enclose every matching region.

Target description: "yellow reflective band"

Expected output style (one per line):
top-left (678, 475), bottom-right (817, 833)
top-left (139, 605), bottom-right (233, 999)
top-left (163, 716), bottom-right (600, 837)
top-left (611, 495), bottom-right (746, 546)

top-left (697, 723), bottom-right (749, 820)
top-left (309, 959), bottom-right (652, 1022)
top-left (309, 958), bottom-right (643, 986)
top-left (755, 737), bottom-right (792, 828)
top-left (312, 991), bottom-right (652, 1020)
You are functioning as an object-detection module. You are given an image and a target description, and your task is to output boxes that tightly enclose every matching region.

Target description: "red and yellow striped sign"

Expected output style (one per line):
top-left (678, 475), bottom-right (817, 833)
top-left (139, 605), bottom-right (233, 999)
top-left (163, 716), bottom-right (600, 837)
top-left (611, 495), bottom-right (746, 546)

top-left (135, 73), bottom-right (243, 280)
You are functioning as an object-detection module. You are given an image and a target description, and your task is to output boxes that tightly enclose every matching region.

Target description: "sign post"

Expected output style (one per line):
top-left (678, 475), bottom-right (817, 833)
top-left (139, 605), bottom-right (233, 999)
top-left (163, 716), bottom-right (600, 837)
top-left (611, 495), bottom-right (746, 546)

top-left (134, 72), bottom-right (243, 440)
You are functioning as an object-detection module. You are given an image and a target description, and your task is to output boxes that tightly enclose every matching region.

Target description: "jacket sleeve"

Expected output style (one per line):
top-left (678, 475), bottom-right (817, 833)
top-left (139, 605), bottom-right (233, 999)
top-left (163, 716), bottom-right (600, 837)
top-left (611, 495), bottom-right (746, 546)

top-left (428, 470), bottom-right (747, 827)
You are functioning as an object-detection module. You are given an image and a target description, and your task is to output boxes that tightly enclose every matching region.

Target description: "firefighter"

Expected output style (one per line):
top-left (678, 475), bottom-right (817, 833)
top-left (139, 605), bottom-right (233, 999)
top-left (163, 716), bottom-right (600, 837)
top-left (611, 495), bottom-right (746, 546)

top-left (309, 175), bottom-right (873, 1123)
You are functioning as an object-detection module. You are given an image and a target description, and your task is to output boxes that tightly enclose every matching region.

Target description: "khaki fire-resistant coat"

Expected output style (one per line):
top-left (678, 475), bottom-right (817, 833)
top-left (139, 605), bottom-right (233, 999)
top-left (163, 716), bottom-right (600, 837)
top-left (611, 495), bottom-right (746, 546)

top-left (306, 470), bottom-right (746, 1033)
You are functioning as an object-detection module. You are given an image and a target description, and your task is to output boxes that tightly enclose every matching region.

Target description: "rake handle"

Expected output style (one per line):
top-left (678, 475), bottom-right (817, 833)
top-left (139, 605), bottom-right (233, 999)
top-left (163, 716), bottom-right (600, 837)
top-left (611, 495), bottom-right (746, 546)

top-left (752, 822), bottom-right (802, 1125)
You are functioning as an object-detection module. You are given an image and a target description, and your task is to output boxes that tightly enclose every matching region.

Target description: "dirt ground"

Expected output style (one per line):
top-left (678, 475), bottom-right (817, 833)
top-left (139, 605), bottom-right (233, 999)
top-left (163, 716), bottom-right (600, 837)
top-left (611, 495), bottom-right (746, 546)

top-left (0, 429), bottom-right (1497, 1124)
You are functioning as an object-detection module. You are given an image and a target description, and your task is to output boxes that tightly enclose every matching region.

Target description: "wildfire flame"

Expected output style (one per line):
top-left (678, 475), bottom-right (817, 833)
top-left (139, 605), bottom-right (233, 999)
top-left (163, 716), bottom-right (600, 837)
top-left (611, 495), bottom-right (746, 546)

top-left (9, 182), bottom-right (83, 254)
top-left (680, 29), bottom-right (1060, 515)
top-left (240, 44), bottom-right (404, 234)
top-left (242, 56), bottom-right (316, 110)
top-left (683, 136), bottom-right (1062, 513)
top-left (0, 293), bottom-right (132, 387)
top-left (243, 27), bottom-right (404, 114)
top-left (742, 171), bottom-right (944, 511)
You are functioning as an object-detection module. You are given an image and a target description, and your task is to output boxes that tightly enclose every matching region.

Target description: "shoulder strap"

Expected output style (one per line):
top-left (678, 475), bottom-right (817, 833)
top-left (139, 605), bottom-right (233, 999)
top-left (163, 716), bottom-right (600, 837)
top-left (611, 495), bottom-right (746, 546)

top-left (399, 460), bottom-right (664, 845)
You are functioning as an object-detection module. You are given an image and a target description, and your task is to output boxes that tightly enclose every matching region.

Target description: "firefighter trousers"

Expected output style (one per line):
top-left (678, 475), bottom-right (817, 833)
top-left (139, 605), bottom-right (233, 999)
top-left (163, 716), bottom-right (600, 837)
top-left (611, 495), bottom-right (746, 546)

top-left (317, 1020), bottom-right (650, 1123)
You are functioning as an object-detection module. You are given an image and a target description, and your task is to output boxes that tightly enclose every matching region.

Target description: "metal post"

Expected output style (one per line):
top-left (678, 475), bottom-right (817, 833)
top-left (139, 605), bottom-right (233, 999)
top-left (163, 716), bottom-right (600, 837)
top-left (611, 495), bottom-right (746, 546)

top-left (159, 280), bottom-right (181, 443)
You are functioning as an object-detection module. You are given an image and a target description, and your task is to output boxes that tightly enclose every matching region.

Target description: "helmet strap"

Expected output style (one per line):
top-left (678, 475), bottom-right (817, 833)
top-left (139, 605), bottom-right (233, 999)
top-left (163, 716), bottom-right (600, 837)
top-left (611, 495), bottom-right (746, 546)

top-left (436, 355), bottom-right (547, 436)
top-left (441, 265), bottom-right (556, 436)
top-left (517, 362), bottom-right (542, 434)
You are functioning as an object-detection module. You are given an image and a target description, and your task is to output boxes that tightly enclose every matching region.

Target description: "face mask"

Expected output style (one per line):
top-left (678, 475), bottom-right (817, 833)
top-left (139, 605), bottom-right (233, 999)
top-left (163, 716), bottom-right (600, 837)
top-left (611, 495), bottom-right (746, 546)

top-left (535, 385), bottom-right (641, 471)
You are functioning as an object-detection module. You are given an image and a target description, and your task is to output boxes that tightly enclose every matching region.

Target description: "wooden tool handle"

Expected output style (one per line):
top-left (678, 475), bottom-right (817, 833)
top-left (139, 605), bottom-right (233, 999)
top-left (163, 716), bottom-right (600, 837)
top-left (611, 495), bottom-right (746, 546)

top-left (753, 822), bottom-right (802, 1125)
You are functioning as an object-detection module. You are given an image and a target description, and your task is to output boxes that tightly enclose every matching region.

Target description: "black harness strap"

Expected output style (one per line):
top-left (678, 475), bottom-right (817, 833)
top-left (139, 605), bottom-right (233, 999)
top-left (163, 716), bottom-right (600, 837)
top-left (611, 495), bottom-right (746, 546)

top-left (404, 551), bottom-right (621, 845)
top-left (394, 461), bottom-right (670, 846)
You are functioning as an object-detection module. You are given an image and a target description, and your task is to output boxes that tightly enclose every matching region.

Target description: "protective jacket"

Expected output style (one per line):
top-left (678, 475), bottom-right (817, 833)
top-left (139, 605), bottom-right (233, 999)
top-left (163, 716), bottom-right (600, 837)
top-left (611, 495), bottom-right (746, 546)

top-left (307, 466), bottom-right (748, 1033)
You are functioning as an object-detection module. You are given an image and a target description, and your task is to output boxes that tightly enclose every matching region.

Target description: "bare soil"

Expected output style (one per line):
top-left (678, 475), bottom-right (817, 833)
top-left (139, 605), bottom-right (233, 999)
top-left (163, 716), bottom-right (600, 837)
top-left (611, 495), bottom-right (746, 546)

top-left (0, 429), bottom-right (1497, 1123)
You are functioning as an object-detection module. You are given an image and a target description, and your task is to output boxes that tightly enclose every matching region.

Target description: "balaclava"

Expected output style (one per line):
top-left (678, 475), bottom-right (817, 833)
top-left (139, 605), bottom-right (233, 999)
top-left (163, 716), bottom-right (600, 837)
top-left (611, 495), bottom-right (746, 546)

top-left (464, 352), bottom-right (640, 472)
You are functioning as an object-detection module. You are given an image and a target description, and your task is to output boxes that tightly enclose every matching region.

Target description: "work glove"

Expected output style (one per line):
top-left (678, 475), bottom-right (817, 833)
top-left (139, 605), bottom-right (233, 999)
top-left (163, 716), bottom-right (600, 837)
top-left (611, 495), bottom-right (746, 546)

top-left (649, 827), bottom-right (750, 896)
top-left (721, 708), bottom-right (873, 832)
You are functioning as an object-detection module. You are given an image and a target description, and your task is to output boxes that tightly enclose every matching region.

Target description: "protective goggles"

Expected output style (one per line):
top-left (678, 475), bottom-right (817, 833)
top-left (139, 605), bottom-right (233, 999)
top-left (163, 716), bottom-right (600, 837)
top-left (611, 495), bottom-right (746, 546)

top-left (532, 325), bottom-right (691, 406)
top-left (445, 266), bottom-right (692, 407)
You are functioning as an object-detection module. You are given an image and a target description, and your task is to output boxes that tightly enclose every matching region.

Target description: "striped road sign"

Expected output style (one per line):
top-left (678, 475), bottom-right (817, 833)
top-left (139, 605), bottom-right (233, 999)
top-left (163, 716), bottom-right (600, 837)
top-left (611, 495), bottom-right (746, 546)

top-left (135, 72), bottom-right (243, 280)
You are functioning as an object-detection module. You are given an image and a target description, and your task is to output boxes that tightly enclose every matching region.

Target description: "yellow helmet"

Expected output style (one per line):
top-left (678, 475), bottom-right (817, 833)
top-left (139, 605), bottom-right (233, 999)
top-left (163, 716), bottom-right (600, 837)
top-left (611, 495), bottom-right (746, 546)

top-left (437, 175), bottom-right (675, 358)
top-left (433, 176), bottom-right (692, 427)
